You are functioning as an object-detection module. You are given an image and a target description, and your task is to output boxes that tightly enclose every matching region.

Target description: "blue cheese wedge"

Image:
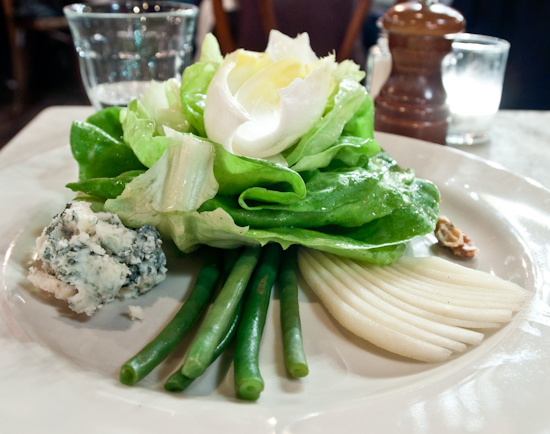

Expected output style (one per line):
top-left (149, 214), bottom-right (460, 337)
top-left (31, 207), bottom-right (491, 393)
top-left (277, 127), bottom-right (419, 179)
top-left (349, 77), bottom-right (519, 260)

top-left (28, 201), bottom-right (167, 316)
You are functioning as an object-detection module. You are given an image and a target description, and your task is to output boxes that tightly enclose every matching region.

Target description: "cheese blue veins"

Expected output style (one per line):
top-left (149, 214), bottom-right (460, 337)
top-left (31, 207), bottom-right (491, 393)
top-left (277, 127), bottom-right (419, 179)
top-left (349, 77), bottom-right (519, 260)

top-left (27, 201), bottom-right (167, 316)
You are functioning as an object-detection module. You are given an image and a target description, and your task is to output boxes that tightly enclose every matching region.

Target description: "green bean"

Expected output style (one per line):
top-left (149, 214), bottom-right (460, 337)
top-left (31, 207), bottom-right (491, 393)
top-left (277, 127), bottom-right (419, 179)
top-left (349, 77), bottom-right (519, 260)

top-left (279, 245), bottom-right (309, 378)
top-left (181, 246), bottom-right (262, 379)
top-left (119, 247), bottom-right (223, 386)
top-left (221, 248), bottom-right (242, 278)
top-left (163, 299), bottom-right (243, 392)
top-left (163, 248), bottom-right (243, 392)
top-left (234, 243), bottom-right (283, 400)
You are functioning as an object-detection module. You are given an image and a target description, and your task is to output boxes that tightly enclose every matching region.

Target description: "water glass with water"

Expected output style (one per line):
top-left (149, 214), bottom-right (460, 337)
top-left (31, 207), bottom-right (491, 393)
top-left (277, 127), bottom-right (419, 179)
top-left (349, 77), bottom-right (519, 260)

top-left (64, 1), bottom-right (198, 111)
top-left (442, 33), bottom-right (510, 145)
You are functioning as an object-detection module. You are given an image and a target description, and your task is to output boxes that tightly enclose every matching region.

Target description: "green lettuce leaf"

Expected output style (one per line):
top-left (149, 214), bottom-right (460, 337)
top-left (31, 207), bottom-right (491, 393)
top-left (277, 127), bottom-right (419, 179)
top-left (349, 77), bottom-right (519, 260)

top-left (243, 228), bottom-right (407, 265)
top-left (120, 79), bottom-right (190, 168)
top-left (70, 120), bottom-right (146, 180)
top-left (324, 59), bottom-right (366, 115)
top-left (85, 107), bottom-right (124, 140)
top-left (140, 79), bottom-right (189, 134)
top-left (66, 170), bottom-right (145, 199)
top-left (284, 77), bottom-right (369, 168)
top-left (211, 142), bottom-right (306, 207)
top-left (199, 150), bottom-right (439, 244)
top-left (180, 33), bottom-right (223, 137)
top-left (342, 92), bottom-right (376, 139)
top-left (290, 135), bottom-right (380, 172)
top-left (200, 161), bottom-right (438, 229)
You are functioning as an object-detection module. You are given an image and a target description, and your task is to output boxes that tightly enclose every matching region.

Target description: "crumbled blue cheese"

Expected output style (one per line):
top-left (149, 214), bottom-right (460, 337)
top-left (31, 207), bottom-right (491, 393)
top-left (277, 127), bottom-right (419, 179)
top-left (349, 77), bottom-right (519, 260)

top-left (28, 201), bottom-right (167, 316)
top-left (128, 305), bottom-right (144, 321)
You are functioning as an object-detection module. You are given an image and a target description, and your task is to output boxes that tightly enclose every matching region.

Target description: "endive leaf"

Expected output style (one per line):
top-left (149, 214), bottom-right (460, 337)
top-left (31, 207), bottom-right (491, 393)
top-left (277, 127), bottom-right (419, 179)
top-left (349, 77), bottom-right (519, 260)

top-left (204, 31), bottom-right (336, 159)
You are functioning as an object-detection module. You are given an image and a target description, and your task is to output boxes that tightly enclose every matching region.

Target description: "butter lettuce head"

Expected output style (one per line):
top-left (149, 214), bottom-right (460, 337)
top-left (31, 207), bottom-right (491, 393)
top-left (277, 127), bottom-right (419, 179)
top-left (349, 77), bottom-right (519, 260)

top-left (88, 31), bottom-right (440, 265)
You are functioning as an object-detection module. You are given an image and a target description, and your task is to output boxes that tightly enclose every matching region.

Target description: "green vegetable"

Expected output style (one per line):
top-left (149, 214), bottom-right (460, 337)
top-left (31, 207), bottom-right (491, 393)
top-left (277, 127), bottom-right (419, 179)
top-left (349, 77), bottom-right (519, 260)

top-left (247, 227), bottom-right (408, 265)
top-left (67, 108), bottom-right (147, 198)
top-left (201, 163), bottom-right (427, 228)
top-left (342, 93), bottom-right (375, 139)
top-left (120, 100), bottom-right (169, 168)
top-left (66, 170), bottom-right (145, 199)
top-left (213, 144), bottom-right (307, 206)
top-left (234, 243), bottom-right (282, 400)
top-left (120, 79), bottom-right (190, 168)
top-left (278, 246), bottom-right (308, 378)
top-left (181, 246), bottom-right (262, 379)
top-left (193, 151), bottom-right (439, 265)
top-left (284, 77), bottom-right (369, 168)
top-left (104, 131), bottom-right (312, 252)
top-left (85, 106), bottom-right (124, 140)
top-left (328, 59), bottom-right (366, 106)
top-left (164, 297), bottom-right (243, 392)
top-left (70, 120), bottom-right (147, 180)
top-left (290, 135), bottom-right (380, 173)
top-left (105, 132), bottom-right (438, 264)
top-left (77, 32), bottom-right (440, 266)
top-left (119, 247), bottom-right (223, 386)
top-left (180, 33), bottom-right (223, 137)
top-left (163, 248), bottom-right (243, 392)
top-left (105, 132), bottom-right (221, 246)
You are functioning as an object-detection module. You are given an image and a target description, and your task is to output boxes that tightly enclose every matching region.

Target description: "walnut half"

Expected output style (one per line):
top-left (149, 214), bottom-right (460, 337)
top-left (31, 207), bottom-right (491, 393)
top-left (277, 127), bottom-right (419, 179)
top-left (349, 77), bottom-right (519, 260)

top-left (434, 215), bottom-right (479, 258)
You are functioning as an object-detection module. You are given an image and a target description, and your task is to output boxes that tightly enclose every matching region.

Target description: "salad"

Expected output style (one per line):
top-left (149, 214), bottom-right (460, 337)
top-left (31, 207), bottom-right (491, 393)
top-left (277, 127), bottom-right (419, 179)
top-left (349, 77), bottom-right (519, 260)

top-left (66, 30), bottom-right (439, 265)
top-left (28, 30), bottom-right (528, 400)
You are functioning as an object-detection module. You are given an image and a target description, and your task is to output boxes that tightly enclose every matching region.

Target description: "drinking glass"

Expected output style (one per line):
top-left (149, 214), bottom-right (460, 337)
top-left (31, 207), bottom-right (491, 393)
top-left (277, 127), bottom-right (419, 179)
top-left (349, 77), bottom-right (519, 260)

top-left (442, 33), bottom-right (510, 145)
top-left (64, 1), bottom-right (198, 111)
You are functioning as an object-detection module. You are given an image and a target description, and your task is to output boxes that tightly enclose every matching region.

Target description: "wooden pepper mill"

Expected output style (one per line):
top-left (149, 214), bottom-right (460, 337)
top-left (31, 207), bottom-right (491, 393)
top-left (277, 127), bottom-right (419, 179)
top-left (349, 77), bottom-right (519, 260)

top-left (374, 0), bottom-right (465, 144)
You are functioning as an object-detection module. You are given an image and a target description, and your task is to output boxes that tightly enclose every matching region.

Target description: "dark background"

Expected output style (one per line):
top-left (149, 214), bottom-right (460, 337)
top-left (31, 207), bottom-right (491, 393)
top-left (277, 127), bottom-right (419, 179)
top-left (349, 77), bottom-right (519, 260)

top-left (0, 1), bottom-right (87, 148)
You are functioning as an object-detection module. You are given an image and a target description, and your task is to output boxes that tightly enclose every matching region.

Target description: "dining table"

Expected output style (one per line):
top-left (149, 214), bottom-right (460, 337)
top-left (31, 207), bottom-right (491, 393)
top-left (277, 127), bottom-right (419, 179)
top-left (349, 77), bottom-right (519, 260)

top-left (1, 105), bottom-right (550, 434)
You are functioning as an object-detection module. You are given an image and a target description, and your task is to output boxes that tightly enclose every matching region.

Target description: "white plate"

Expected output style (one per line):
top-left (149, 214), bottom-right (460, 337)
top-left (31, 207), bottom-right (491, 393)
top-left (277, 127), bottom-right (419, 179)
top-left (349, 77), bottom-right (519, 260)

top-left (1, 132), bottom-right (549, 433)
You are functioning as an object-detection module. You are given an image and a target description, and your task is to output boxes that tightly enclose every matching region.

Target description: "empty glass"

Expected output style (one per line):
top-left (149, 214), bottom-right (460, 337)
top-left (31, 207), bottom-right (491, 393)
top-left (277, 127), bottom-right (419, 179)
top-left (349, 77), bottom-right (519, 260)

top-left (64, 1), bottom-right (198, 111)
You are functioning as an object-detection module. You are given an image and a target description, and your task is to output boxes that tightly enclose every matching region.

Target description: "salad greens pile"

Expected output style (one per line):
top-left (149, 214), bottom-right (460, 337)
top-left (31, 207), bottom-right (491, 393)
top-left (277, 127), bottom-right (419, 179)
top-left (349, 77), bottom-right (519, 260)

top-left (66, 31), bottom-right (439, 266)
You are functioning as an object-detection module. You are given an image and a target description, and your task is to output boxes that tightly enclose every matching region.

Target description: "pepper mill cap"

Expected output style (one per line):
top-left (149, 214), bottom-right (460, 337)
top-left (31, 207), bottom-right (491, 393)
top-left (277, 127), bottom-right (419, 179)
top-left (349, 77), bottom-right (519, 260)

top-left (382, 1), bottom-right (465, 36)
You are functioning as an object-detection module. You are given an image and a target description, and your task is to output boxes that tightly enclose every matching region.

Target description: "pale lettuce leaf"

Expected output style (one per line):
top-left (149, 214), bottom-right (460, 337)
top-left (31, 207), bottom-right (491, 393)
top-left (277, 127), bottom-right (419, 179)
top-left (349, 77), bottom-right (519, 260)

top-left (204, 30), bottom-right (337, 159)
top-left (120, 79), bottom-right (189, 168)
top-left (104, 130), bottom-right (218, 233)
